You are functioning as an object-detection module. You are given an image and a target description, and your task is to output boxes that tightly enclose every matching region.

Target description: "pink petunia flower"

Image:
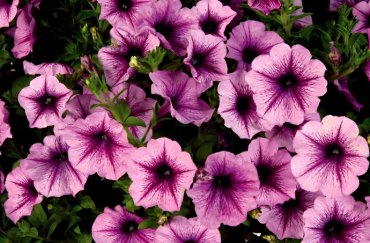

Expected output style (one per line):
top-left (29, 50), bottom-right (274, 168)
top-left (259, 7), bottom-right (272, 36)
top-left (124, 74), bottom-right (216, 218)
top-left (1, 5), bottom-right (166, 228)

top-left (155, 216), bottom-right (221, 243)
top-left (334, 78), bottom-right (363, 112)
top-left (150, 70), bottom-right (214, 126)
top-left (240, 137), bottom-right (297, 206)
top-left (353, 1), bottom-right (370, 34)
top-left (247, 0), bottom-right (281, 14)
top-left (18, 75), bottom-right (73, 128)
top-left (127, 138), bottom-right (197, 212)
top-left (246, 43), bottom-right (327, 126)
top-left (92, 205), bottom-right (155, 243)
top-left (4, 167), bottom-right (43, 223)
top-left (20, 135), bottom-right (88, 197)
top-left (187, 151), bottom-right (259, 228)
top-left (226, 20), bottom-right (283, 71)
top-left (291, 115), bottom-right (369, 197)
top-left (329, 0), bottom-right (361, 11)
top-left (0, 0), bottom-right (19, 28)
top-left (302, 196), bottom-right (370, 243)
top-left (64, 111), bottom-right (134, 180)
top-left (293, 0), bottom-right (312, 28)
top-left (0, 100), bottom-right (12, 146)
top-left (23, 61), bottom-right (73, 75)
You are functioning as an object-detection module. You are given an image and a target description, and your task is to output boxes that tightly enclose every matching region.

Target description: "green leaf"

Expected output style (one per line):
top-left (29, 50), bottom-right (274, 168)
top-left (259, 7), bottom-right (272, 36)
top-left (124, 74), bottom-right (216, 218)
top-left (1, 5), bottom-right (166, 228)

top-left (78, 194), bottom-right (96, 210)
top-left (123, 194), bottom-right (138, 212)
top-left (124, 116), bottom-right (146, 127)
top-left (47, 219), bottom-right (61, 238)
top-left (28, 204), bottom-right (47, 228)
top-left (138, 217), bottom-right (159, 230)
top-left (111, 99), bottom-right (131, 124)
top-left (195, 143), bottom-right (214, 163)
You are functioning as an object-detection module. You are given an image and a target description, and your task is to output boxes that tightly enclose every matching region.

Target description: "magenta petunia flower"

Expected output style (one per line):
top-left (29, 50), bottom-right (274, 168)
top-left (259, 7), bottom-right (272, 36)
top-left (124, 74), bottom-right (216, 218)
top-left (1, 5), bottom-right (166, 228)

top-left (247, 0), bottom-right (281, 14)
top-left (65, 111), bottom-right (134, 180)
top-left (364, 60), bottom-right (370, 83)
top-left (334, 78), bottom-right (363, 112)
top-left (218, 70), bottom-right (270, 139)
top-left (241, 137), bottom-right (297, 206)
top-left (259, 188), bottom-right (320, 240)
top-left (0, 0), bottom-right (19, 28)
top-left (353, 1), bottom-right (370, 34)
top-left (18, 75), bottom-right (73, 128)
top-left (246, 43), bottom-right (327, 126)
top-left (293, 0), bottom-right (312, 28)
top-left (110, 83), bottom-right (156, 140)
top-left (4, 167), bottom-right (43, 223)
top-left (187, 151), bottom-right (259, 228)
top-left (92, 205), bottom-right (155, 243)
top-left (138, 0), bottom-right (199, 56)
top-left (23, 61), bottom-right (73, 75)
top-left (12, 4), bottom-right (36, 59)
top-left (155, 216), bottom-right (221, 243)
top-left (330, 0), bottom-right (360, 11)
top-left (127, 138), bottom-right (197, 212)
top-left (0, 100), bottom-right (12, 146)
top-left (266, 112), bottom-right (320, 152)
top-left (302, 196), bottom-right (370, 243)
top-left (191, 0), bottom-right (236, 40)
top-left (0, 169), bottom-right (4, 194)
top-left (98, 29), bottom-right (160, 87)
top-left (20, 135), bottom-right (88, 197)
top-left (218, 0), bottom-right (244, 28)
top-left (226, 20), bottom-right (283, 71)
top-left (291, 115), bottom-right (369, 197)
top-left (150, 70), bottom-right (214, 126)
top-left (97, 0), bottom-right (154, 29)
top-left (184, 30), bottom-right (228, 87)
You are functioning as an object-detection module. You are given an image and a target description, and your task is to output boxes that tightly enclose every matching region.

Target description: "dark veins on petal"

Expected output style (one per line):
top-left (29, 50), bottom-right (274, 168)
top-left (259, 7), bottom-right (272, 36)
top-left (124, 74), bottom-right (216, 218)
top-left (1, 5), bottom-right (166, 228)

top-left (242, 48), bottom-right (258, 63)
top-left (121, 220), bottom-right (138, 234)
top-left (278, 73), bottom-right (299, 90)
top-left (323, 219), bottom-right (344, 239)
top-left (155, 163), bottom-right (174, 180)
top-left (256, 164), bottom-right (273, 184)
top-left (200, 18), bottom-right (218, 35)
top-left (118, 0), bottom-right (132, 11)
top-left (213, 175), bottom-right (232, 189)
top-left (324, 143), bottom-right (343, 160)
top-left (236, 96), bottom-right (252, 115)
top-left (154, 21), bottom-right (174, 38)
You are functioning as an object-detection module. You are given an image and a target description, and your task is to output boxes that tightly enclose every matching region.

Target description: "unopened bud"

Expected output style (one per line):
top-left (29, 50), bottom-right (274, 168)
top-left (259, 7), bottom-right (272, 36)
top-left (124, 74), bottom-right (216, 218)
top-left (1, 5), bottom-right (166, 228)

top-left (194, 168), bottom-right (212, 182)
top-left (328, 41), bottom-right (342, 66)
top-left (158, 215), bottom-right (168, 225)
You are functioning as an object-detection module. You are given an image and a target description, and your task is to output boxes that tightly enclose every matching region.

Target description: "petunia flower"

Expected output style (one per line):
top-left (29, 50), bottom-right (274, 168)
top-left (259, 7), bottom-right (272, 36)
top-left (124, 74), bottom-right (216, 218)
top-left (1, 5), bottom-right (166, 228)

top-left (4, 167), bottom-right (43, 224)
top-left (226, 20), bottom-right (283, 71)
top-left (218, 70), bottom-right (270, 139)
top-left (218, 0), bottom-right (244, 27)
top-left (18, 75), bottom-right (73, 128)
top-left (150, 70), bottom-right (214, 126)
top-left (302, 196), bottom-right (370, 243)
top-left (334, 78), bottom-right (363, 112)
top-left (329, 0), bottom-right (361, 11)
top-left (247, 0), bottom-right (281, 14)
top-left (184, 30), bottom-right (228, 87)
top-left (0, 169), bottom-right (4, 194)
top-left (97, 0), bottom-right (154, 29)
top-left (259, 188), bottom-right (320, 240)
top-left (155, 216), bottom-right (221, 243)
top-left (0, 100), bottom-right (12, 146)
top-left (0, 0), bottom-right (19, 28)
top-left (191, 0), bottom-right (236, 40)
top-left (293, 0), bottom-right (312, 28)
top-left (20, 135), bottom-right (88, 197)
top-left (353, 1), bottom-right (370, 34)
top-left (138, 0), bottom-right (199, 56)
top-left (187, 151), bottom-right (259, 228)
top-left (266, 112), bottom-right (320, 152)
top-left (291, 115), bottom-right (369, 197)
top-left (23, 61), bottom-right (73, 75)
top-left (65, 111), bottom-right (134, 180)
top-left (240, 137), bottom-right (297, 206)
top-left (246, 43), bottom-right (327, 126)
top-left (92, 205), bottom-right (155, 243)
top-left (98, 29), bottom-right (160, 87)
top-left (127, 138), bottom-right (197, 212)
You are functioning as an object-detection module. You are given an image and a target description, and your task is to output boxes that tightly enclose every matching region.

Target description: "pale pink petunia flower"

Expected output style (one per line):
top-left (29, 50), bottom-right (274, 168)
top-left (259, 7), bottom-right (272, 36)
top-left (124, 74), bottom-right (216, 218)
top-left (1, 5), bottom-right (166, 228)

top-left (23, 61), bottom-right (73, 75)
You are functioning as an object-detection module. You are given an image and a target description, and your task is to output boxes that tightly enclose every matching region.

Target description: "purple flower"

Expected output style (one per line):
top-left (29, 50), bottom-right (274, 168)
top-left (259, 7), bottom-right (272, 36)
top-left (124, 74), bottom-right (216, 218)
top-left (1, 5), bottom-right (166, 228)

top-left (218, 70), bottom-right (270, 139)
top-left (302, 196), bottom-right (370, 243)
top-left (0, 100), bottom-right (12, 146)
top-left (291, 115), bottom-right (369, 197)
top-left (98, 29), bottom-right (160, 87)
top-left (266, 112), bottom-right (320, 152)
top-left (191, 0), bottom-right (236, 40)
top-left (20, 135), bottom-right (88, 197)
top-left (0, 169), bottom-right (4, 194)
top-left (218, 0), bottom-right (244, 27)
top-left (293, 0), bottom-right (312, 28)
top-left (247, 0), bottom-right (281, 14)
top-left (150, 70), bottom-right (214, 126)
top-left (246, 43), bottom-right (327, 126)
top-left (0, 0), bottom-right (19, 28)
top-left (184, 30), bottom-right (228, 87)
top-left (4, 167), bottom-right (43, 223)
top-left (97, 0), bottom-right (154, 29)
top-left (18, 75), bottom-right (73, 128)
top-left (127, 138), bottom-right (197, 212)
top-left (240, 138), bottom-right (297, 206)
top-left (65, 111), bottom-right (134, 180)
top-left (187, 151), bottom-right (259, 228)
top-left (353, 1), bottom-right (370, 34)
top-left (364, 60), bottom-right (370, 82)
top-left (155, 216), bottom-right (221, 243)
top-left (23, 61), bottom-right (73, 75)
top-left (92, 205), bottom-right (155, 243)
top-left (110, 83), bottom-right (156, 140)
top-left (226, 20), bottom-right (283, 71)
top-left (138, 0), bottom-right (199, 56)
top-left (330, 0), bottom-right (362, 11)
top-left (258, 188), bottom-right (320, 240)
top-left (334, 78), bottom-right (363, 112)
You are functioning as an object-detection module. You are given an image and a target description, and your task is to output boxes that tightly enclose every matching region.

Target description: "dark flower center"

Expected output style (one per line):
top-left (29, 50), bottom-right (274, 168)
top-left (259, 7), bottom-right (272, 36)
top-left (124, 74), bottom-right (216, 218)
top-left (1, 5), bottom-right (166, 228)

top-left (236, 96), bottom-right (252, 115)
top-left (121, 220), bottom-right (138, 234)
top-left (39, 95), bottom-right (55, 107)
top-left (278, 73), bottom-right (299, 89)
top-left (200, 18), bottom-right (218, 35)
top-left (5, 0), bottom-right (13, 5)
top-left (242, 48), bottom-right (258, 63)
top-left (155, 163), bottom-right (173, 180)
top-left (94, 132), bottom-right (109, 143)
top-left (213, 175), bottom-right (232, 189)
top-left (325, 143), bottom-right (343, 159)
top-left (281, 198), bottom-right (300, 210)
top-left (118, 0), bottom-right (131, 11)
top-left (191, 53), bottom-right (205, 67)
top-left (28, 183), bottom-right (39, 197)
top-left (324, 220), bottom-right (344, 238)
top-left (125, 47), bottom-right (143, 60)
top-left (184, 240), bottom-right (197, 243)
top-left (256, 165), bottom-right (273, 184)
top-left (154, 21), bottom-right (173, 38)
top-left (53, 152), bottom-right (68, 162)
